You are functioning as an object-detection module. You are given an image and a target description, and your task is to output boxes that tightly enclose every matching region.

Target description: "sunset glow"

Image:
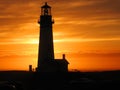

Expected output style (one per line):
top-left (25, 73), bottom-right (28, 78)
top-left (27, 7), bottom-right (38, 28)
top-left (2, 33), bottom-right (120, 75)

top-left (0, 0), bottom-right (120, 72)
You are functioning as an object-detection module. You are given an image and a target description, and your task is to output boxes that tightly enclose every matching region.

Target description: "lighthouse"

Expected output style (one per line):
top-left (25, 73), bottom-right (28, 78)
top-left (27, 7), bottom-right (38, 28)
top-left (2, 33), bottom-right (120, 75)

top-left (37, 2), bottom-right (69, 72)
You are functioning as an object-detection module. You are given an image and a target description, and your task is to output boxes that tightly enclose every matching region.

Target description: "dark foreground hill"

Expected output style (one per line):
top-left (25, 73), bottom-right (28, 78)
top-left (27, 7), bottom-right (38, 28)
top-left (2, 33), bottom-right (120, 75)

top-left (0, 70), bottom-right (120, 90)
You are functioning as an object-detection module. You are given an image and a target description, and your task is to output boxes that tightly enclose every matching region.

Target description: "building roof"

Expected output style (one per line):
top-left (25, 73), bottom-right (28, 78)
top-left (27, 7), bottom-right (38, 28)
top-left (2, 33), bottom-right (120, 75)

top-left (54, 59), bottom-right (69, 64)
top-left (41, 2), bottom-right (51, 8)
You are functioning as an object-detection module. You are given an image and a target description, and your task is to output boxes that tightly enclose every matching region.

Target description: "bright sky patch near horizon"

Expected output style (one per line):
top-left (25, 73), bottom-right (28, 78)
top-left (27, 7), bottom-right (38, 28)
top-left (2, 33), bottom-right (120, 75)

top-left (0, 0), bottom-right (120, 72)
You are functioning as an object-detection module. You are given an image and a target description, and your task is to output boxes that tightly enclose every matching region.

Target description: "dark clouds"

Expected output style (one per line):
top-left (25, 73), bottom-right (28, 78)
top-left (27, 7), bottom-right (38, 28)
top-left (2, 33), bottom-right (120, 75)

top-left (0, 0), bottom-right (120, 43)
top-left (0, 0), bottom-right (120, 24)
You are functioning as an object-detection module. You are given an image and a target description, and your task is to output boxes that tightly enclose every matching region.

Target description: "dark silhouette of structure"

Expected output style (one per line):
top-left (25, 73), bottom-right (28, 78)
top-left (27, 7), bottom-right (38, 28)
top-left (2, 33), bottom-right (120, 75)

top-left (29, 65), bottom-right (32, 72)
top-left (36, 2), bottom-right (69, 72)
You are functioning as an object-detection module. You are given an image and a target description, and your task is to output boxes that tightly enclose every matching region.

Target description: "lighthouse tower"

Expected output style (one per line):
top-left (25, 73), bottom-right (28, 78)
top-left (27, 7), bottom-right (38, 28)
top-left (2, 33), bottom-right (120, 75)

top-left (37, 3), bottom-right (69, 72)
top-left (37, 2), bottom-right (54, 72)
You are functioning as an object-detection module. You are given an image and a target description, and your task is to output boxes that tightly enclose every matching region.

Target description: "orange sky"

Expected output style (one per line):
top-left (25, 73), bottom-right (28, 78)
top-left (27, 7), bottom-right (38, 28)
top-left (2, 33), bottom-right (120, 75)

top-left (0, 0), bottom-right (120, 72)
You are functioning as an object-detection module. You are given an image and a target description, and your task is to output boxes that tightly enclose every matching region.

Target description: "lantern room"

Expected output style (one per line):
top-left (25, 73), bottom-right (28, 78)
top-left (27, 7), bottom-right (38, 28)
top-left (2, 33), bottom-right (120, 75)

top-left (41, 2), bottom-right (51, 16)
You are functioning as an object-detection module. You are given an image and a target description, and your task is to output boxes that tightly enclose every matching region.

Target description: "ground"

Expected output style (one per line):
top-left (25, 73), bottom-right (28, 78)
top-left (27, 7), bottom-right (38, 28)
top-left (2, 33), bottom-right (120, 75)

top-left (0, 71), bottom-right (120, 90)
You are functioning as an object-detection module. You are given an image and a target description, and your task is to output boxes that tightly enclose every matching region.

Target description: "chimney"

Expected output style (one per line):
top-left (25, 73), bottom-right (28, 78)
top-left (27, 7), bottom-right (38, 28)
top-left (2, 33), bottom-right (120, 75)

top-left (63, 54), bottom-right (65, 59)
top-left (29, 65), bottom-right (32, 72)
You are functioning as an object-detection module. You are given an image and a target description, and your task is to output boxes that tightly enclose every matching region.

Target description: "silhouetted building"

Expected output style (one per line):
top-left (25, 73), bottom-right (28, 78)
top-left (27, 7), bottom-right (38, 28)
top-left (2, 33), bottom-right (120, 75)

top-left (36, 2), bottom-right (69, 72)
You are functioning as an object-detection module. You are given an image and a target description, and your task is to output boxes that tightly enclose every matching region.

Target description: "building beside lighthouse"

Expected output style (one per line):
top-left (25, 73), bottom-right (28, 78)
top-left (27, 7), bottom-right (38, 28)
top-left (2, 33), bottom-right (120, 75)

top-left (36, 2), bottom-right (69, 72)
